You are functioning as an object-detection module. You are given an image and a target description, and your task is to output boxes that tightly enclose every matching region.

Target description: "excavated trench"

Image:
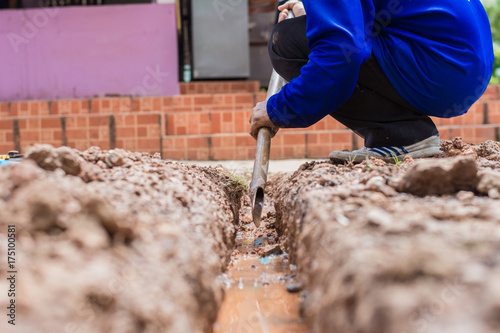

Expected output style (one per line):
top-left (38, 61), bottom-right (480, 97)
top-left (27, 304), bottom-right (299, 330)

top-left (213, 188), bottom-right (308, 333)
top-left (1, 137), bottom-right (500, 333)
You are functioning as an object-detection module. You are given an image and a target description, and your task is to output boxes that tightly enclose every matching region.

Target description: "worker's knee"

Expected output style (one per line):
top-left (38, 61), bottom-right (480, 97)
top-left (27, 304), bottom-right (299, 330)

top-left (268, 16), bottom-right (309, 60)
top-left (267, 16), bottom-right (310, 81)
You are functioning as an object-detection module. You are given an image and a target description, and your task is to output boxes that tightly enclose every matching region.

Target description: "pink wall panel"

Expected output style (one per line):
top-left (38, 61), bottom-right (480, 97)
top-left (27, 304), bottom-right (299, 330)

top-left (0, 4), bottom-right (179, 102)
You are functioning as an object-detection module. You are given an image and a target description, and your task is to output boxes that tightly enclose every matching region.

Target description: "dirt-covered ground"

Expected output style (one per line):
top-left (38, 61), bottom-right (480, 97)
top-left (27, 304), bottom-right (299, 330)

top-left (2, 138), bottom-right (500, 333)
top-left (272, 138), bottom-right (500, 333)
top-left (0, 145), bottom-right (243, 333)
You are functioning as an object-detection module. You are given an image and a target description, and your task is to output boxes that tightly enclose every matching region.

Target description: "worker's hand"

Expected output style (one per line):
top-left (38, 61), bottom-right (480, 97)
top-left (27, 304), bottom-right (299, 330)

top-left (277, 1), bottom-right (306, 22)
top-left (249, 101), bottom-right (280, 139)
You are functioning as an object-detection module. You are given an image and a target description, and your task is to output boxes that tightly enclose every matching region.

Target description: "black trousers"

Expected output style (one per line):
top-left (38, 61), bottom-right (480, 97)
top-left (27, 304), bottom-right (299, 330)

top-left (268, 16), bottom-right (439, 148)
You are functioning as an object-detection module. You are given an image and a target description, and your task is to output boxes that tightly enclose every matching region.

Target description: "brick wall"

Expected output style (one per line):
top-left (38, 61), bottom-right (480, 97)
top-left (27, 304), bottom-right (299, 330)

top-left (0, 81), bottom-right (499, 160)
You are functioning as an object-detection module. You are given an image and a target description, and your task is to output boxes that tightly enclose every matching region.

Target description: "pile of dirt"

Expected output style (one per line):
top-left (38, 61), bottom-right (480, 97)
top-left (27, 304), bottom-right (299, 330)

top-left (0, 145), bottom-right (243, 333)
top-left (272, 139), bottom-right (500, 333)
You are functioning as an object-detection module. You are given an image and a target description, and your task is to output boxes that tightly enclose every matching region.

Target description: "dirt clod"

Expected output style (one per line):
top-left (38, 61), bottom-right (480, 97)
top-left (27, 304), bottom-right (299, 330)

top-left (441, 137), bottom-right (478, 158)
top-left (397, 156), bottom-right (479, 196)
top-left (475, 140), bottom-right (500, 160)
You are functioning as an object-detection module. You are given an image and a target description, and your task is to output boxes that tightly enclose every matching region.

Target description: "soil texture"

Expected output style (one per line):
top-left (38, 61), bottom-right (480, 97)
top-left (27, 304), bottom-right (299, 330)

top-left (272, 138), bottom-right (500, 333)
top-left (0, 145), bottom-right (242, 333)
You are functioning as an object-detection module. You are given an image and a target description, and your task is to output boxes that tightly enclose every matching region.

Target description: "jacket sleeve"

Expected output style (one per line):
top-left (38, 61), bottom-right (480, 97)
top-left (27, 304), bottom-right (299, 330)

top-left (267, 0), bottom-right (373, 128)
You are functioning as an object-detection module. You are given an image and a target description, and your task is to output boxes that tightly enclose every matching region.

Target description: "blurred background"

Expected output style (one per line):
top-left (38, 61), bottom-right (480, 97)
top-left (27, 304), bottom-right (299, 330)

top-left (1, 0), bottom-right (499, 160)
top-left (0, 0), bottom-right (287, 101)
top-left (0, 0), bottom-right (498, 101)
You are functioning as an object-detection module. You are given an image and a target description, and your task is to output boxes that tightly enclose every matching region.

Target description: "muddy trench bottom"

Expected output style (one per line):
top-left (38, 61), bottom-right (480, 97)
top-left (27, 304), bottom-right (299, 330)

top-left (213, 198), bottom-right (308, 333)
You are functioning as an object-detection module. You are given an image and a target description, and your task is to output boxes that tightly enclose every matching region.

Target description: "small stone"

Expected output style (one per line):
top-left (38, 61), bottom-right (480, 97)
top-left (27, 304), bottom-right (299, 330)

top-left (488, 188), bottom-right (500, 199)
top-left (105, 151), bottom-right (125, 168)
top-left (366, 176), bottom-right (385, 190)
top-left (366, 208), bottom-right (393, 227)
top-left (286, 282), bottom-right (304, 293)
top-left (260, 245), bottom-right (283, 257)
top-left (456, 190), bottom-right (475, 201)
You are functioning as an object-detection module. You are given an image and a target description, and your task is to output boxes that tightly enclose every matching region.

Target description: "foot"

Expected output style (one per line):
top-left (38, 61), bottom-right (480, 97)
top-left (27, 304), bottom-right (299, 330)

top-left (329, 134), bottom-right (442, 163)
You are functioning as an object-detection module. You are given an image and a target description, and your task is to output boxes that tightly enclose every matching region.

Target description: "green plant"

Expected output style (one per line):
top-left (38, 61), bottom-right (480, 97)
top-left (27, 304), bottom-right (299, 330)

top-left (345, 155), bottom-right (357, 167)
top-left (228, 172), bottom-right (249, 192)
top-left (390, 153), bottom-right (402, 167)
top-left (484, 0), bottom-right (500, 83)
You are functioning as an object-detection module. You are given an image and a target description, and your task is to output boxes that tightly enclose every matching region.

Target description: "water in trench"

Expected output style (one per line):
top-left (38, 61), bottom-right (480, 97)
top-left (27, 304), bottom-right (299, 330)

top-left (213, 201), bottom-right (309, 333)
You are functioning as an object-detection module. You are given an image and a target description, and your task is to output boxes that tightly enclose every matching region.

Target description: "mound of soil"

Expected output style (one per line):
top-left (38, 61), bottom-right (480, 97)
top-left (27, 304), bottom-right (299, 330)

top-left (0, 145), bottom-right (243, 333)
top-left (273, 139), bottom-right (500, 333)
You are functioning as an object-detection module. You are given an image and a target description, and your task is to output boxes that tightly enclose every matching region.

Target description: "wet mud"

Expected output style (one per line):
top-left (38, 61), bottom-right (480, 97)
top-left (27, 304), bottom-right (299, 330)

top-left (213, 195), bottom-right (308, 333)
top-left (272, 138), bottom-right (500, 333)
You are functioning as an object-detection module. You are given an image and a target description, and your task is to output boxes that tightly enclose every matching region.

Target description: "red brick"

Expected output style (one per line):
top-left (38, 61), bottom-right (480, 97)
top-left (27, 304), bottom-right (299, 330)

top-left (89, 115), bottom-right (109, 127)
top-left (41, 118), bottom-right (61, 129)
top-left (186, 114), bottom-right (200, 135)
top-left (235, 135), bottom-right (254, 148)
top-left (199, 113), bottom-right (211, 135)
top-left (211, 148), bottom-right (236, 160)
top-left (487, 101), bottom-right (500, 124)
top-left (137, 114), bottom-right (159, 125)
top-left (77, 117), bottom-right (88, 128)
top-left (479, 85), bottom-right (498, 102)
top-left (109, 98), bottom-right (131, 113)
top-left (0, 103), bottom-right (9, 117)
top-left (21, 131), bottom-right (41, 141)
top-left (222, 112), bottom-right (233, 123)
top-left (282, 133), bottom-right (306, 145)
top-left (138, 127), bottom-right (147, 137)
top-left (10, 102), bottom-right (27, 117)
top-left (166, 114), bottom-right (175, 135)
top-left (52, 100), bottom-right (75, 115)
top-left (66, 129), bottom-right (88, 140)
top-left (173, 137), bottom-right (187, 150)
top-left (115, 115), bottom-right (136, 126)
top-left (41, 130), bottom-right (54, 141)
top-left (162, 97), bottom-right (173, 108)
top-left (137, 138), bottom-right (160, 150)
top-left (28, 118), bottom-right (40, 130)
top-left (211, 136), bottom-right (223, 148)
top-left (147, 125), bottom-right (161, 138)
top-left (0, 120), bottom-right (12, 130)
top-left (116, 127), bottom-right (136, 138)
top-left (180, 81), bottom-right (261, 95)
top-left (213, 94), bottom-right (234, 106)
top-left (476, 126), bottom-right (496, 142)
top-left (70, 100), bottom-right (90, 114)
top-left (172, 95), bottom-right (194, 109)
top-left (306, 145), bottom-right (332, 158)
top-left (211, 112), bottom-right (222, 134)
top-left (53, 130), bottom-right (62, 141)
top-left (193, 95), bottom-right (213, 106)
top-left (88, 128), bottom-right (106, 141)
top-left (187, 137), bottom-right (210, 149)
top-left (234, 94), bottom-right (253, 104)
top-left (254, 92), bottom-right (267, 103)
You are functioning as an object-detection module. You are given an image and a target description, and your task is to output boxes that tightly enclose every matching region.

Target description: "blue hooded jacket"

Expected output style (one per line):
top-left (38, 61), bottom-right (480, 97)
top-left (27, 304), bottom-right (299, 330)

top-left (267, 0), bottom-right (494, 128)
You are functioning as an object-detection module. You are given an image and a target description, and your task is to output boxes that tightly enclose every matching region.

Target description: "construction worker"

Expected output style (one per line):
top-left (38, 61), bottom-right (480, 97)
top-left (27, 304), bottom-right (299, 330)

top-left (249, 0), bottom-right (494, 162)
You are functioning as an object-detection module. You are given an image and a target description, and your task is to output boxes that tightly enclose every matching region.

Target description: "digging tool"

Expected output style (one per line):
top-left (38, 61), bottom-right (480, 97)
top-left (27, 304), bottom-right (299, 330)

top-left (250, 8), bottom-right (295, 227)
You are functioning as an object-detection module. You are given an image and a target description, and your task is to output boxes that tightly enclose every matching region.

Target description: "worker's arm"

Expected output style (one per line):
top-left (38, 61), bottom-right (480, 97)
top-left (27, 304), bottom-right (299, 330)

top-left (266, 0), bottom-right (373, 128)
